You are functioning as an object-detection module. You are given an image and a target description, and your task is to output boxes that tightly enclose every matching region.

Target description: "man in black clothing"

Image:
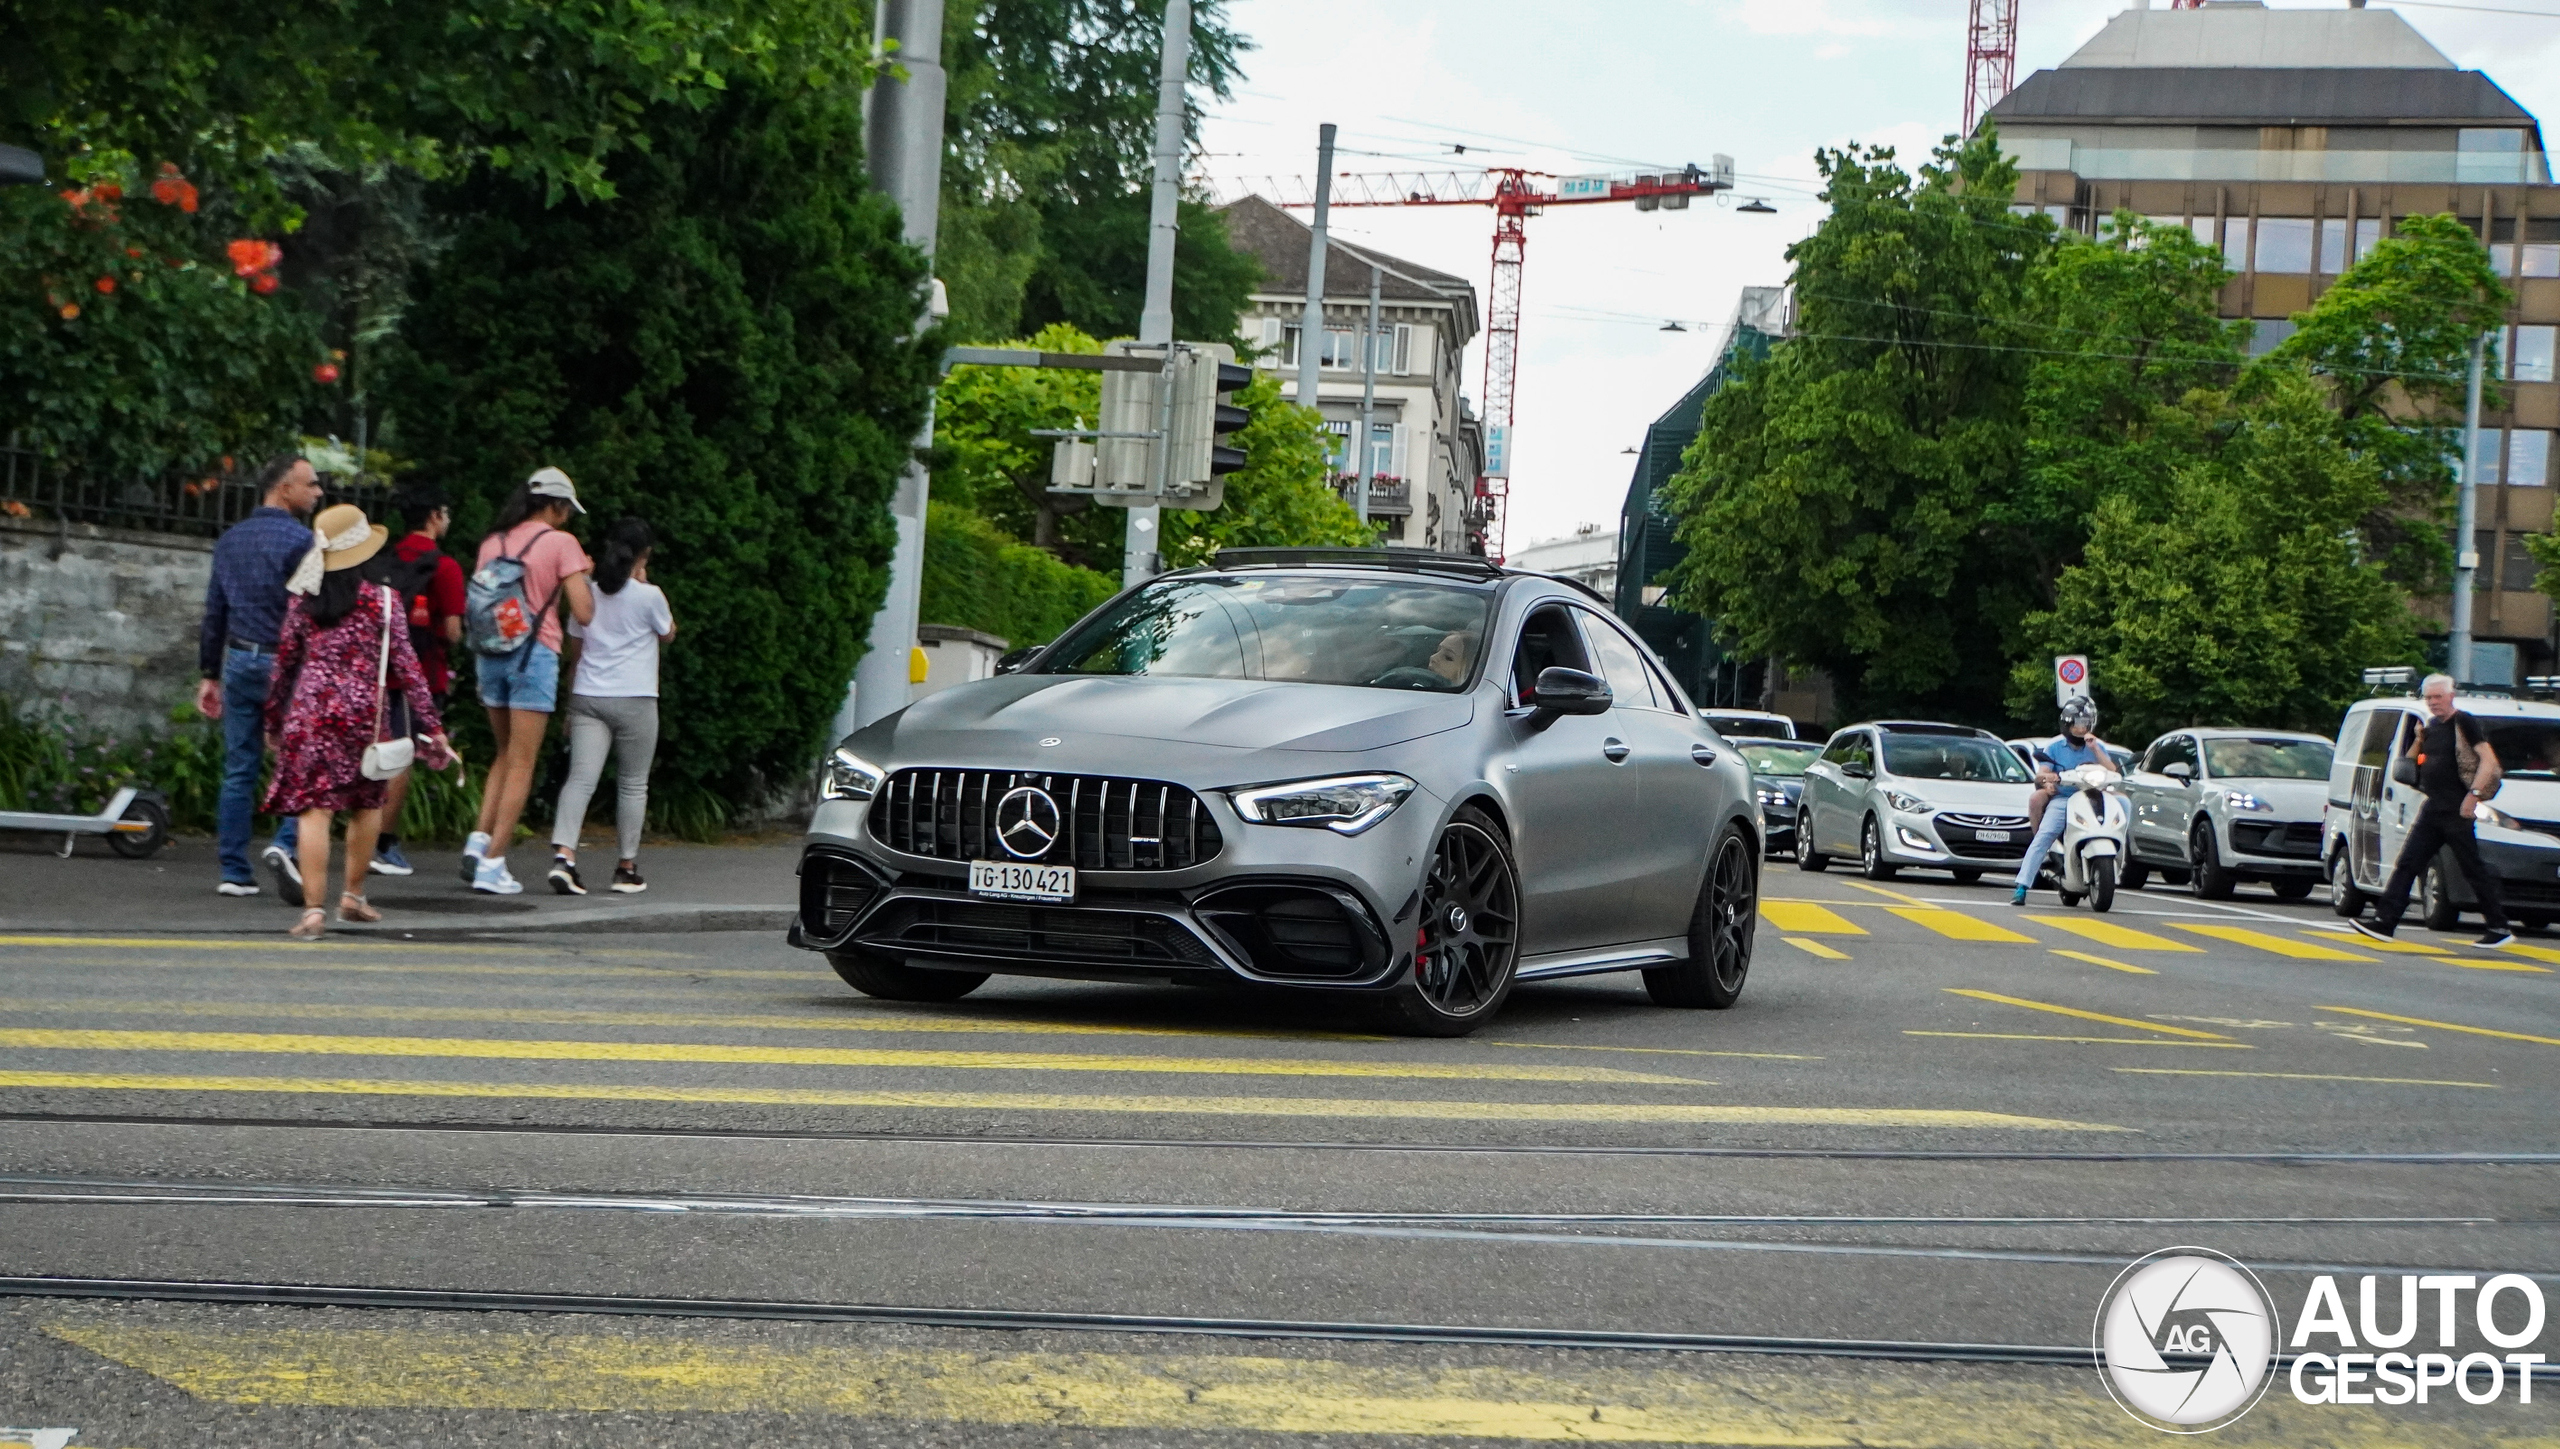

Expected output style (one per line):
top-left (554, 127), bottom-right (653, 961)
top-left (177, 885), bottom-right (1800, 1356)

top-left (2355, 673), bottom-right (2514, 947)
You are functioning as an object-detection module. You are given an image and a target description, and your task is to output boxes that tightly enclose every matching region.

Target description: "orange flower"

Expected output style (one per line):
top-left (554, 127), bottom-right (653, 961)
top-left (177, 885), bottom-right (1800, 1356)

top-left (312, 363), bottom-right (341, 385)
top-left (149, 164), bottom-right (198, 213)
top-left (125, 246), bottom-right (144, 259)
top-left (250, 273), bottom-right (279, 295)
top-left (94, 183), bottom-right (121, 202)
top-left (94, 277), bottom-right (115, 295)
top-left (225, 239), bottom-right (283, 278)
top-left (2, 500), bottom-right (30, 519)
top-left (58, 304), bottom-right (79, 320)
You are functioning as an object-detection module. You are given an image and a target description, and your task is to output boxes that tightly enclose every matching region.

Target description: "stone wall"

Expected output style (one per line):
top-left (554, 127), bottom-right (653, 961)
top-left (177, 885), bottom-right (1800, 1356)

top-left (0, 517), bottom-right (215, 738)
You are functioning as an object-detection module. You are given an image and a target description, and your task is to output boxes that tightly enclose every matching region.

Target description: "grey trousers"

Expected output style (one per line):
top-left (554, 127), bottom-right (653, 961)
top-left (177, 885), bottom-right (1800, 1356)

top-left (552, 694), bottom-right (659, 860)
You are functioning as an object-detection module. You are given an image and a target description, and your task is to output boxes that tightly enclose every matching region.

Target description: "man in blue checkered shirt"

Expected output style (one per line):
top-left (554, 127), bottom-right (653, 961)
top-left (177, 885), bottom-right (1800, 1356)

top-left (195, 454), bottom-right (322, 895)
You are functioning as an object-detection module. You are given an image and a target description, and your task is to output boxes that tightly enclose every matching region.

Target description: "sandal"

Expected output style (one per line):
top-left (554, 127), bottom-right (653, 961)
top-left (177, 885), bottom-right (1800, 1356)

top-left (338, 892), bottom-right (382, 924)
top-left (288, 907), bottom-right (327, 941)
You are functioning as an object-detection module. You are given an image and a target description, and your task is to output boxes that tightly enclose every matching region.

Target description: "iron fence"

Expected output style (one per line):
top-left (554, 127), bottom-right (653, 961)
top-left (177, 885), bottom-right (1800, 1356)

top-left (1, 433), bottom-right (393, 538)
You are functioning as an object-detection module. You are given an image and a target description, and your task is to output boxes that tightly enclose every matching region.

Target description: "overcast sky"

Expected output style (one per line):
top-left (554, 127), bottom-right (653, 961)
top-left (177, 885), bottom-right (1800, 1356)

top-left (1193, 0), bottom-right (2560, 553)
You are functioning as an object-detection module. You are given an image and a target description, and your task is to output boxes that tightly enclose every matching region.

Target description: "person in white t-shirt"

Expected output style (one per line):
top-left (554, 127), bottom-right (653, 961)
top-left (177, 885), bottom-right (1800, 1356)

top-left (547, 518), bottom-right (676, 895)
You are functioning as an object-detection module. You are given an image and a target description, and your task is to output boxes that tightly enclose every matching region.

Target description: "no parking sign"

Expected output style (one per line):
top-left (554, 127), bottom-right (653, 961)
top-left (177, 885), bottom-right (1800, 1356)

top-left (2055, 654), bottom-right (2091, 707)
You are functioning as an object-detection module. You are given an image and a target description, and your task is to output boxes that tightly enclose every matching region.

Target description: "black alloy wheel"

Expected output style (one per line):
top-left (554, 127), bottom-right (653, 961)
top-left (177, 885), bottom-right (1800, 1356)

top-left (1859, 816), bottom-right (1897, 881)
top-left (1795, 807), bottom-right (1830, 872)
top-left (2328, 847), bottom-right (2368, 917)
top-left (1646, 825), bottom-right (1756, 1008)
top-left (828, 949), bottom-right (988, 1002)
top-left (2188, 823), bottom-right (2236, 900)
top-left (1389, 805), bottom-right (1521, 1036)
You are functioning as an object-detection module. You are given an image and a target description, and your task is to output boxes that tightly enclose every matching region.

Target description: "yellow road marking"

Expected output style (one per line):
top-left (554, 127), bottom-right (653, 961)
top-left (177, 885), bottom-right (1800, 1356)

top-left (0, 997), bottom-right (1387, 1045)
top-left (1886, 907), bottom-right (2033, 943)
top-left (1482, 1041), bottom-right (1822, 1061)
top-left (1943, 989), bottom-right (2231, 1040)
top-left (0, 1073), bottom-right (2122, 1130)
top-left (0, 1029), bottom-right (1704, 1086)
top-left (1906, 1032), bottom-right (2251, 1049)
top-left (2049, 949), bottom-right (2154, 975)
top-left (1781, 937), bottom-right (1850, 960)
top-left (2316, 1006), bottom-right (2560, 1047)
top-left (0, 955), bottom-right (804, 980)
top-left (2170, 924), bottom-right (2373, 961)
top-left (2019, 916), bottom-right (2200, 952)
top-left (2489, 940), bottom-right (2560, 965)
top-left (1760, 902), bottom-right (1863, 935)
top-left (2301, 927), bottom-right (2451, 956)
top-left (0, 934), bottom-right (693, 959)
top-left (1844, 880), bottom-right (1933, 907)
top-left (2113, 1068), bottom-right (2500, 1090)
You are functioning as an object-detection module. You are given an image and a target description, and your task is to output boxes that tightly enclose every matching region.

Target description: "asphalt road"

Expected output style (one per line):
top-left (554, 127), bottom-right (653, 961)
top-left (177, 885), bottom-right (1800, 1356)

top-left (2, 867), bottom-right (2555, 1446)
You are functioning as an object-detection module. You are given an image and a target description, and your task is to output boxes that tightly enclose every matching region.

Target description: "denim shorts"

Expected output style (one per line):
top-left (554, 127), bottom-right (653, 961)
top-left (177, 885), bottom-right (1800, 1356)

top-left (476, 642), bottom-right (560, 712)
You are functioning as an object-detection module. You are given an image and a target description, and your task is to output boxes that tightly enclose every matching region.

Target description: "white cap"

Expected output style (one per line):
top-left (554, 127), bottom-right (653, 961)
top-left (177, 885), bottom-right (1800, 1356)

top-left (526, 465), bottom-right (585, 514)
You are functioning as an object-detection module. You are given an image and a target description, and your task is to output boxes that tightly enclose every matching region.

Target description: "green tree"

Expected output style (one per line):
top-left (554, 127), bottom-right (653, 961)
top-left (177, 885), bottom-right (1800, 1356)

top-left (1662, 132), bottom-right (2048, 718)
top-left (919, 499), bottom-right (1117, 646)
top-left (2010, 368), bottom-right (2420, 738)
top-left (382, 70), bottom-right (938, 808)
top-left (2268, 212), bottom-right (2509, 584)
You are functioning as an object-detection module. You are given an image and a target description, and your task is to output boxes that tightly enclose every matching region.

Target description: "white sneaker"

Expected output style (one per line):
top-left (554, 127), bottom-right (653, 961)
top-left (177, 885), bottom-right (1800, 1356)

top-left (217, 880), bottom-right (260, 897)
top-left (472, 856), bottom-right (525, 895)
top-left (461, 831), bottom-right (492, 884)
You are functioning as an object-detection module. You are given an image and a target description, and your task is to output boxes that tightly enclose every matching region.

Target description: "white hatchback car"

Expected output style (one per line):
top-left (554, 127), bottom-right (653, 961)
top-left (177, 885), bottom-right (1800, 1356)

top-left (1795, 721), bottom-right (2040, 882)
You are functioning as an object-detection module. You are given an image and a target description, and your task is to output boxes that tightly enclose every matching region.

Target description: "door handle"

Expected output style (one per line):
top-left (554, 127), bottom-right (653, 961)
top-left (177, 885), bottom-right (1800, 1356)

top-left (1602, 738), bottom-right (1631, 764)
top-left (1690, 743), bottom-right (1718, 766)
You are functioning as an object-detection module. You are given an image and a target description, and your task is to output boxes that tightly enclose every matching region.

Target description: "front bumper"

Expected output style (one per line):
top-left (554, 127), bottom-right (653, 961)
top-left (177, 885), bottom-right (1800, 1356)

top-left (2221, 816), bottom-right (2325, 876)
top-left (2437, 831), bottom-right (2560, 910)
top-left (1877, 811), bottom-right (2031, 870)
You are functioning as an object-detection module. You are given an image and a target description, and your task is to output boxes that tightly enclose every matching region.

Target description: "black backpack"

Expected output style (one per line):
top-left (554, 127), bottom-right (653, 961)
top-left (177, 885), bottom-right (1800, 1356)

top-left (382, 548), bottom-right (447, 658)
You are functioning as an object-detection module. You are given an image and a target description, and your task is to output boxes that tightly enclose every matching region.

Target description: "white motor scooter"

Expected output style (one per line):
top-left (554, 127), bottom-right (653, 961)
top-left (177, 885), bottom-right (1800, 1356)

top-left (2047, 763), bottom-right (2131, 912)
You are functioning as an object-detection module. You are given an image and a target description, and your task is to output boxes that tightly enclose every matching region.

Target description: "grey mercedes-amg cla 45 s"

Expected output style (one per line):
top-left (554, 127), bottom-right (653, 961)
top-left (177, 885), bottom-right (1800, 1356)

top-left (788, 550), bottom-right (1763, 1035)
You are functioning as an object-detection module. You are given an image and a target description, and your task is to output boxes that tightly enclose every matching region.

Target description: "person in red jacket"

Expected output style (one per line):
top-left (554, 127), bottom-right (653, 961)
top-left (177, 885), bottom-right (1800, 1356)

top-left (372, 484), bottom-right (468, 876)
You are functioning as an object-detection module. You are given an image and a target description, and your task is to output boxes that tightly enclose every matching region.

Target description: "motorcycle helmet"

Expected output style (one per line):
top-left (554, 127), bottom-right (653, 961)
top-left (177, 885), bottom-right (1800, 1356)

top-left (2060, 697), bottom-right (2099, 733)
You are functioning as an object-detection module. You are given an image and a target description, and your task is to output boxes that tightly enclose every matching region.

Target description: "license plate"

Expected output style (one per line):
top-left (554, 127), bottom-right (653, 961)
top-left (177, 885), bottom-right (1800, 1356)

top-left (969, 859), bottom-right (1075, 904)
top-left (1975, 830), bottom-right (2011, 843)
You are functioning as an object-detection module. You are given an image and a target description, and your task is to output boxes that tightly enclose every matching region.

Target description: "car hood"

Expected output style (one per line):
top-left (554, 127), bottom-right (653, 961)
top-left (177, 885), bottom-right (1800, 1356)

top-left (881, 674), bottom-right (1480, 756)
top-left (2215, 776), bottom-right (2326, 819)
top-left (2488, 776), bottom-right (2560, 827)
top-left (1885, 778), bottom-right (2037, 814)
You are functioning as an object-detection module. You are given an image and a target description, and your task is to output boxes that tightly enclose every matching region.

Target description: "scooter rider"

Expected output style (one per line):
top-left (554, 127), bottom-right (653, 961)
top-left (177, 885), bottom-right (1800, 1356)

top-left (2012, 698), bottom-right (2113, 905)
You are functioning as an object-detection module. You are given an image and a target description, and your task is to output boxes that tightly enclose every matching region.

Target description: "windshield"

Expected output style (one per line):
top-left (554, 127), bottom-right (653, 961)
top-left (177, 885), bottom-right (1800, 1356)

top-left (2485, 718), bottom-right (2560, 779)
top-left (1881, 734), bottom-right (2034, 783)
top-left (2202, 737), bottom-right (2332, 781)
top-left (1043, 575), bottom-right (1494, 692)
top-left (1737, 741), bottom-right (1822, 776)
top-left (1706, 716), bottom-right (1792, 739)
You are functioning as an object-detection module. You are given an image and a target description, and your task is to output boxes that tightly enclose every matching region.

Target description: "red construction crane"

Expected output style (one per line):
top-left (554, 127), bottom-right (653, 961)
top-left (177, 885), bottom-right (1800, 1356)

top-left (1963, 0), bottom-right (2019, 135)
top-left (1219, 161), bottom-right (1732, 558)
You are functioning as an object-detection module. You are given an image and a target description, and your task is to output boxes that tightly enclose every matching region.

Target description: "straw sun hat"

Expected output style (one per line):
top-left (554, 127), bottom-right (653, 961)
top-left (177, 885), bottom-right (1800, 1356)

top-left (285, 502), bottom-right (390, 595)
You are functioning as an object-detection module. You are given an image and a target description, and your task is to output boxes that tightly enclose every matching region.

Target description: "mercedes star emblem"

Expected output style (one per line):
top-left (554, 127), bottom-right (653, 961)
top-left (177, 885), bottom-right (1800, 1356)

top-left (995, 785), bottom-right (1063, 859)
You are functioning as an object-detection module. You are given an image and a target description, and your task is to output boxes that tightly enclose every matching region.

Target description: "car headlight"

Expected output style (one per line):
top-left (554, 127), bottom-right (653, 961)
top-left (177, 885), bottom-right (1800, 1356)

top-left (1756, 786), bottom-right (1793, 809)
top-left (1229, 773), bottom-right (1416, 835)
top-left (2477, 800), bottom-right (2524, 833)
top-left (2223, 791), bottom-right (2272, 813)
top-left (1883, 790), bottom-right (1933, 815)
top-left (818, 745), bottom-right (886, 802)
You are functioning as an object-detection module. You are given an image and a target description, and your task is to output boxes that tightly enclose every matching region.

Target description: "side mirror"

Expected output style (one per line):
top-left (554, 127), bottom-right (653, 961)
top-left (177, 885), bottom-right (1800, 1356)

top-left (993, 646), bottom-right (1038, 676)
top-left (2163, 761), bottom-right (2193, 782)
top-left (1842, 762), bottom-right (1874, 780)
top-left (1528, 666), bottom-right (1612, 720)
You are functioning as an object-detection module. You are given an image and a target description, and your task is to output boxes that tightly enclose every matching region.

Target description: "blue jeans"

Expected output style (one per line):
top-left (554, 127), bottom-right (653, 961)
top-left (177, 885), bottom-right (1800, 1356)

top-left (477, 642), bottom-right (560, 713)
top-left (216, 646), bottom-right (294, 883)
top-left (2013, 796), bottom-right (2071, 890)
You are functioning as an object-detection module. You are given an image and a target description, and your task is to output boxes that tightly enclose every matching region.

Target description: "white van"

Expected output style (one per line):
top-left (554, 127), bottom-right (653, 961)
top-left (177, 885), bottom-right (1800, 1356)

top-left (2324, 693), bottom-right (2560, 929)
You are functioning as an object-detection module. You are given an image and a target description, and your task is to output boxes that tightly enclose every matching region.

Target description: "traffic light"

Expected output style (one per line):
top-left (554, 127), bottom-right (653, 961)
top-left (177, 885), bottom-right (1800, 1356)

top-left (1164, 346), bottom-right (1249, 513)
top-left (1045, 341), bottom-right (1244, 512)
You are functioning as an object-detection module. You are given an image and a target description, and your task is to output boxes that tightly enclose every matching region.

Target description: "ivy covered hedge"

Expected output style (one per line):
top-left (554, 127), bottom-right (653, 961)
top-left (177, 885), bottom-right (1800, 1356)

top-left (920, 500), bottom-right (1119, 650)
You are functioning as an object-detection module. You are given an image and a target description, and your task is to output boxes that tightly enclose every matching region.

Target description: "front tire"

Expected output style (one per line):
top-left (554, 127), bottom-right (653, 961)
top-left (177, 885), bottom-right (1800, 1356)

top-left (2189, 824), bottom-right (2236, 900)
top-left (1795, 809), bottom-right (1830, 872)
top-left (2270, 878), bottom-right (2314, 901)
top-left (1646, 825), bottom-right (1756, 1009)
top-left (2120, 860), bottom-right (2150, 892)
top-left (2328, 848), bottom-right (2368, 917)
top-left (1951, 868), bottom-right (1983, 885)
top-left (2420, 856), bottom-right (2461, 932)
top-left (107, 794), bottom-right (169, 859)
top-left (1386, 805), bottom-right (1521, 1037)
top-left (2087, 856), bottom-right (2116, 913)
top-left (828, 949), bottom-right (988, 1002)
top-left (1859, 817), bottom-right (1897, 881)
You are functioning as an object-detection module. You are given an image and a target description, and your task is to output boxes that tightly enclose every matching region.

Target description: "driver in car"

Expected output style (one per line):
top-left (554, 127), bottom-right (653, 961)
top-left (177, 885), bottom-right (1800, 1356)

top-left (1427, 630), bottom-right (1478, 687)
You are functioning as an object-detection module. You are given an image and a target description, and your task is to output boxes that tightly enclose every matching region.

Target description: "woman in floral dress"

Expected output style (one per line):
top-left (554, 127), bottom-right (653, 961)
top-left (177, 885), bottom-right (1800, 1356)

top-left (264, 503), bottom-right (456, 939)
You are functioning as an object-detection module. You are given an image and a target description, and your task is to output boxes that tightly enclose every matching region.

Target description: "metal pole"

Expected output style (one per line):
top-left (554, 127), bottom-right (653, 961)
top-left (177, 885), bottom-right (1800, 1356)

top-left (1355, 264), bottom-right (1379, 526)
top-left (2451, 329), bottom-right (2487, 684)
top-left (1123, 0), bottom-right (1191, 589)
top-left (1297, 125), bottom-right (1336, 417)
top-left (846, 0), bottom-right (946, 736)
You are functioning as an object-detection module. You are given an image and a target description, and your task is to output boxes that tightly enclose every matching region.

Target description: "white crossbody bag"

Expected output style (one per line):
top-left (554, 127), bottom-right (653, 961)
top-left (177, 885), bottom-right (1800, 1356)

top-left (361, 583), bottom-right (417, 781)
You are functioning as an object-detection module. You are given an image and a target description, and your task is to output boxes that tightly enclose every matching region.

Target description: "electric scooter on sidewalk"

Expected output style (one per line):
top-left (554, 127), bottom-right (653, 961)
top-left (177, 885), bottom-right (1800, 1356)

top-left (2048, 763), bottom-right (2130, 912)
top-left (0, 784), bottom-right (171, 858)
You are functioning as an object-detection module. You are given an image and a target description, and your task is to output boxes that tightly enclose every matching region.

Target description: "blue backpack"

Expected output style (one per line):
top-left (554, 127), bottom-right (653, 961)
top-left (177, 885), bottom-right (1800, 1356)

top-left (465, 525), bottom-right (556, 656)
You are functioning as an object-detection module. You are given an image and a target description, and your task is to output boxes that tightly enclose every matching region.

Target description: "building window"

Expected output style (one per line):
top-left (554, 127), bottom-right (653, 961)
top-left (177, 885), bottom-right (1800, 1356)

top-left (2320, 217), bottom-right (2380, 274)
top-left (2525, 244), bottom-right (2560, 279)
top-left (2510, 430), bottom-right (2553, 488)
top-left (1393, 323), bottom-right (1413, 375)
top-left (1322, 418), bottom-right (1352, 470)
top-left (1281, 327), bottom-right (1359, 370)
top-left (2222, 217), bottom-right (2252, 272)
top-left (2506, 533), bottom-right (2543, 590)
top-left (2510, 326), bottom-right (2557, 384)
top-left (2187, 217), bottom-right (2216, 251)
top-left (2256, 217), bottom-right (2313, 274)
top-left (2248, 319), bottom-right (2297, 357)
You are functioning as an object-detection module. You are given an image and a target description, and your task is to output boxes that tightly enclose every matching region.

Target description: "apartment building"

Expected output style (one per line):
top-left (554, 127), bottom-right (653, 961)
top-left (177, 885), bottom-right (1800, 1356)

top-left (1217, 196), bottom-right (1486, 552)
top-left (1987, 1), bottom-right (2560, 672)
